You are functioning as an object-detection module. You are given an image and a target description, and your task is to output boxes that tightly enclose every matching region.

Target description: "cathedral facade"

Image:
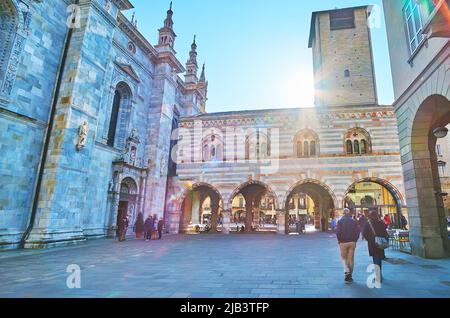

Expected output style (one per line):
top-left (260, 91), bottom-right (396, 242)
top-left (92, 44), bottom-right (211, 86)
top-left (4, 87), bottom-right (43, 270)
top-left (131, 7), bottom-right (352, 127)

top-left (0, 0), bottom-right (207, 249)
top-left (0, 1), bottom-right (406, 249)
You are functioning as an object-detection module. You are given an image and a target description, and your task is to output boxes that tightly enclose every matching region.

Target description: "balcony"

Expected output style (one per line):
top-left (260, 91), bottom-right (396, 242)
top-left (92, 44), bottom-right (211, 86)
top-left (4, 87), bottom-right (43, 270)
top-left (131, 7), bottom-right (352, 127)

top-left (421, 0), bottom-right (450, 39)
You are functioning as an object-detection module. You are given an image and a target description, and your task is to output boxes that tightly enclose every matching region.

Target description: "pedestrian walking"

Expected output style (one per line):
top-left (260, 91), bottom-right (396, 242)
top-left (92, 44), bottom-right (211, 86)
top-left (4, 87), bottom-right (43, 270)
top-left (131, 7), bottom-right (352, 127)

top-left (383, 214), bottom-right (391, 229)
top-left (363, 211), bottom-right (390, 284)
top-left (400, 214), bottom-right (408, 230)
top-left (336, 208), bottom-right (360, 283)
top-left (144, 215), bottom-right (153, 241)
top-left (158, 217), bottom-right (164, 240)
top-left (358, 213), bottom-right (368, 241)
top-left (152, 214), bottom-right (159, 240)
top-left (118, 214), bottom-right (129, 242)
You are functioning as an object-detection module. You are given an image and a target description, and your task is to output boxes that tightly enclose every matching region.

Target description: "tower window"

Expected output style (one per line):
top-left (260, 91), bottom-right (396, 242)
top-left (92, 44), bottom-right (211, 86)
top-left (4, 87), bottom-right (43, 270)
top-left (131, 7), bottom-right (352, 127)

top-left (330, 9), bottom-right (355, 30)
top-left (402, 0), bottom-right (425, 55)
top-left (344, 69), bottom-right (350, 78)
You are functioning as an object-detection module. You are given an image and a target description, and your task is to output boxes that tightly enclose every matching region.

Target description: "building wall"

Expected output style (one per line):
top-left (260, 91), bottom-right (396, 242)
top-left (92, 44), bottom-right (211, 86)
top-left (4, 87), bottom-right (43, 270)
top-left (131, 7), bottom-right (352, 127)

top-left (0, 0), bottom-right (69, 248)
top-left (383, 0), bottom-right (449, 100)
top-left (383, 0), bottom-right (450, 258)
top-left (166, 106), bottom-right (406, 233)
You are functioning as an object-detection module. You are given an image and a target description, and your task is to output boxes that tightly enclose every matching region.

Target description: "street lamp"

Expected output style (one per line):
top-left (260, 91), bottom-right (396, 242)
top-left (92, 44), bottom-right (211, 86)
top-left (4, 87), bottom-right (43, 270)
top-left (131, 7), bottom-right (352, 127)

top-left (433, 126), bottom-right (448, 139)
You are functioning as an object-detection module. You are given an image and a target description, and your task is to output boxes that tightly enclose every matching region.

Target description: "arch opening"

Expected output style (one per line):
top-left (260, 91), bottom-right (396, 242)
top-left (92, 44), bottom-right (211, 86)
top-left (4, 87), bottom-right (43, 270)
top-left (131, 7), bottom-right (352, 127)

top-left (179, 183), bottom-right (224, 234)
top-left (285, 181), bottom-right (336, 234)
top-left (229, 181), bottom-right (278, 233)
top-left (344, 178), bottom-right (405, 230)
top-left (409, 94), bottom-right (450, 257)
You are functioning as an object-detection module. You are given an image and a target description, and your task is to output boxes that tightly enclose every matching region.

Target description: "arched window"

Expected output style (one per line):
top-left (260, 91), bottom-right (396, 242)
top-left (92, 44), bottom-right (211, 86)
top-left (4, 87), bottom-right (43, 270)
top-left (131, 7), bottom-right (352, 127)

top-left (310, 141), bottom-right (316, 156)
top-left (345, 128), bottom-right (371, 155)
top-left (107, 82), bottom-right (132, 148)
top-left (360, 139), bottom-right (367, 154)
top-left (297, 142), bottom-right (302, 158)
top-left (344, 69), bottom-right (350, 78)
top-left (0, 1), bottom-right (18, 91)
top-left (202, 133), bottom-right (223, 162)
top-left (294, 129), bottom-right (319, 158)
top-left (246, 130), bottom-right (270, 160)
top-left (346, 140), bottom-right (353, 154)
top-left (353, 140), bottom-right (360, 154)
top-left (203, 144), bottom-right (209, 162)
top-left (303, 141), bottom-right (309, 157)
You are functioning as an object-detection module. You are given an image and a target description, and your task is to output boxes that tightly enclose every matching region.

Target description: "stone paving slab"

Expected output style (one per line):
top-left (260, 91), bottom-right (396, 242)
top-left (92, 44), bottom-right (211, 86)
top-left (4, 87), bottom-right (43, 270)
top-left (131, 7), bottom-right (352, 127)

top-left (0, 233), bottom-right (449, 298)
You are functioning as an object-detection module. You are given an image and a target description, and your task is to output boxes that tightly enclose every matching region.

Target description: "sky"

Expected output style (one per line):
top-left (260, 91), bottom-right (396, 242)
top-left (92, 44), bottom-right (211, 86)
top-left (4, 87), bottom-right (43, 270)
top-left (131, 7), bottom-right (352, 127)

top-left (124, 0), bottom-right (395, 113)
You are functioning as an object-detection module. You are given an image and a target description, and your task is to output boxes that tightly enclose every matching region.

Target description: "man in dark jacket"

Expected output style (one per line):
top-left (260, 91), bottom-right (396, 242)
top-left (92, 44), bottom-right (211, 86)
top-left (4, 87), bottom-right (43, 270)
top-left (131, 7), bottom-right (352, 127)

top-left (144, 216), bottom-right (153, 241)
top-left (157, 218), bottom-right (164, 240)
top-left (336, 208), bottom-right (360, 283)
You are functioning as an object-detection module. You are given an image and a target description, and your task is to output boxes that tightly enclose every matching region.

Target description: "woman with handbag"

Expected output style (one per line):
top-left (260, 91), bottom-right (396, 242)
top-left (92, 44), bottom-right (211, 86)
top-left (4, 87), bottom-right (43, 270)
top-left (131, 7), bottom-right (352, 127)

top-left (363, 210), bottom-right (390, 283)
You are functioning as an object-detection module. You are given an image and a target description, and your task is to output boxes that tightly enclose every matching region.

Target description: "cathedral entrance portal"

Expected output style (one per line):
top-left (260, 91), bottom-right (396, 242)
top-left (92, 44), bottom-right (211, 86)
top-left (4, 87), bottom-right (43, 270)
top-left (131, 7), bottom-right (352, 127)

top-left (118, 178), bottom-right (138, 236)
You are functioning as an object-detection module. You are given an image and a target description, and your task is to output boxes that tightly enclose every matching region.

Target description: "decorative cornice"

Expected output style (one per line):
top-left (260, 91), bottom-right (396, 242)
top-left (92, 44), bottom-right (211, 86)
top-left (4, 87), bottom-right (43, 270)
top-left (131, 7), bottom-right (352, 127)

top-left (117, 12), bottom-right (158, 59)
top-left (179, 109), bottom-right (397, 128)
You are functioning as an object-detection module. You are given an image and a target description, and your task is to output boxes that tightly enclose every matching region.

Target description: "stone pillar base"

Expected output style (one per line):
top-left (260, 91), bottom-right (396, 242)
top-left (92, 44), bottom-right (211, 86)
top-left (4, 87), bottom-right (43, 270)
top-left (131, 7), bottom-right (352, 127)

top-left (24, 229), bottom-right (86, 249)
top-left (277, 211), bottom-right (286, 235)
top-left (222, 211), bottom-right (231, 235)
top-left (411, 234), bottom-right (449, 259)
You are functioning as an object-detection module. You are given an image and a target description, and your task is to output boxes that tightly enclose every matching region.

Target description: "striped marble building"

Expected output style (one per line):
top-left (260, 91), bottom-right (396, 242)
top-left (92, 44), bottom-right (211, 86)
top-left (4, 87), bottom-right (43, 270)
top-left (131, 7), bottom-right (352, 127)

top-left (165, 6), bottom-right (407, 234)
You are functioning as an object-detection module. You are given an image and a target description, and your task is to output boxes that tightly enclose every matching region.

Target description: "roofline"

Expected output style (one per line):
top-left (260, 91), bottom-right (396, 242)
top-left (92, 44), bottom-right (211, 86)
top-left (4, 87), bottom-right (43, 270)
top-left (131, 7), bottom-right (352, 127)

top-left (308, 5), bottom-right (373, 48)
top-left (114, 0), bottom-right (134, 11)
top-left (183, 104), bottom-right (393, 120)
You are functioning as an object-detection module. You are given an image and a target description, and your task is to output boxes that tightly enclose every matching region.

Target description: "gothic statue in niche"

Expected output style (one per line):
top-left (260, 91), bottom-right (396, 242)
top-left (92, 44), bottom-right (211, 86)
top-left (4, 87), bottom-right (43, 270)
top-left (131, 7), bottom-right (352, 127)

top-left (76, 121), bottom-right (89, 151)
top-left (123, 128), bottom-right (140, 166)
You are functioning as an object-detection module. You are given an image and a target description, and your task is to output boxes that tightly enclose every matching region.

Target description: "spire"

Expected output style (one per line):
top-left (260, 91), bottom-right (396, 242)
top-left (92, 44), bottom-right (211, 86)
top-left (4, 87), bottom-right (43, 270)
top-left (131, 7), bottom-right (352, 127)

top-left (164, 2), bottom-right (174, 29)
top-left (199, 63), bottom-right (206, 82)
top-left (188, 35), bottom-right (198, 66)
top-left (158, 2), bottom-right (176, 48)
top-left (185, 35), bottom-right (199, 83)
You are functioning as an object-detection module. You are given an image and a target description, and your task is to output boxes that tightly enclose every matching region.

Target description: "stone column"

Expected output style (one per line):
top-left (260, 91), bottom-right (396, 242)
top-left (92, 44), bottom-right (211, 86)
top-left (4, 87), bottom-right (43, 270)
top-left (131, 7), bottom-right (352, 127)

top-left (210, 201), bottom-right (220, 233)
top-left (277, 210), bottom-right (286, 235)
top-left (222, 210), bottom-right (231, 235)
top-left (191, 191), bottom-right (201, 225)
top-left (244, 197), bottom-right (254, 233)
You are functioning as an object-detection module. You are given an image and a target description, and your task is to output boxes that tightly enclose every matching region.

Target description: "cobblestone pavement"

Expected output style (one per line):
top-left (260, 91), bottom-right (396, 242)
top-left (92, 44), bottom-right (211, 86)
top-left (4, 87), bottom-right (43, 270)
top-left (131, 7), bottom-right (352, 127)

top-left (0, 233), bottom-right (449, 298)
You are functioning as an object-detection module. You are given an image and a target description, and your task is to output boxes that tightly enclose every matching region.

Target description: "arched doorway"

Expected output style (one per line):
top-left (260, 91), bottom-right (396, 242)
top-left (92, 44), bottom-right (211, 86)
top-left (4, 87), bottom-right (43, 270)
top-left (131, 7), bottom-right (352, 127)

top-left (229, 181), bottom-right (278, 233)
top-left (285, 180), bottom-right (336, 234)
top-left (344, 178), bottom-right (405, 227)
top-left (117, 177), bottom-right (138, 235)
top-left (408, 94), bottom-right (450, 258)
top-left (179, 183), bottom-right (223, 233)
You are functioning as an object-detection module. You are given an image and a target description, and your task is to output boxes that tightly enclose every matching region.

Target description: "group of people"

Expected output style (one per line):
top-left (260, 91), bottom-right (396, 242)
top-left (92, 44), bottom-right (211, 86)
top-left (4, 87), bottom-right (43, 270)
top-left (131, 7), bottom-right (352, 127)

top-left (336, 208), bottom-right (389, 284)
top-left (143, 214), bottom-right (164, 241)
top-left (117, 213), bottom-right (164, 242)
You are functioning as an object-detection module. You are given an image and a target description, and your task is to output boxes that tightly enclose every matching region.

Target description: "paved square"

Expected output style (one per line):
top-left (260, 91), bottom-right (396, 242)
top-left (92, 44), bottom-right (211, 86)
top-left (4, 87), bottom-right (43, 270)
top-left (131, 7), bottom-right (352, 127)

top-left (0, 233), bottom-right (449, 298)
